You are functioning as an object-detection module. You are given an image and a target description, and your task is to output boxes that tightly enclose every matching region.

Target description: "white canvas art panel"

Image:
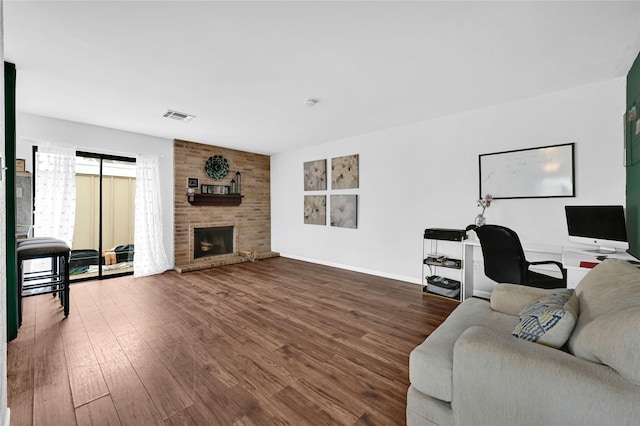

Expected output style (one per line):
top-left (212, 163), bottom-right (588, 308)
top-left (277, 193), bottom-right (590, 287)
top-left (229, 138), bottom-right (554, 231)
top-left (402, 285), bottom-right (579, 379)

top-left (303, 159), bottom-right (327, 191)
top-left (330, 195), bottom-right (357, 229)
top-left (304, 195), bottom-right (326, 225)
top-left (331, 154), bottom-right (359, 189)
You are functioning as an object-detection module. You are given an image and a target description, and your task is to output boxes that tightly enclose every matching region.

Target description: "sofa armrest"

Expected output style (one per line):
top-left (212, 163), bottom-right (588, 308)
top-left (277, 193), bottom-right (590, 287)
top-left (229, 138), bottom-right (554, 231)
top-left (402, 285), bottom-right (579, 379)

top-left (489, 283), bottom-right (551, 316)
top-left (452, 326), bottom-right (640, 426)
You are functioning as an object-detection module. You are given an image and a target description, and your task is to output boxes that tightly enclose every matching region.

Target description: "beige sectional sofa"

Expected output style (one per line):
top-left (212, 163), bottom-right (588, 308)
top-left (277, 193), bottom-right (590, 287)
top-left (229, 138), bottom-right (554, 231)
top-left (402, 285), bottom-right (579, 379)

top-left (407, 259), bottom-right (640, 425)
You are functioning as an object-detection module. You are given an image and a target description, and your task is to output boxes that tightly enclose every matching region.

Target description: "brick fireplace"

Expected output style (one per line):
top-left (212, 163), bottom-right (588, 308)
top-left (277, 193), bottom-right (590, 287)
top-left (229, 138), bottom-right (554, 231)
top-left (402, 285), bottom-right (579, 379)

top-left (173, 139), bottom-right (278, 272)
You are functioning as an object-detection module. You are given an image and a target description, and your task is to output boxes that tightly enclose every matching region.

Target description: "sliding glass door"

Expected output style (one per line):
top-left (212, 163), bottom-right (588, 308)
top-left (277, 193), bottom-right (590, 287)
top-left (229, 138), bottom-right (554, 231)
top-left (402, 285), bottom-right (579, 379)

top-left (70, 152), bottom-right (136, 281)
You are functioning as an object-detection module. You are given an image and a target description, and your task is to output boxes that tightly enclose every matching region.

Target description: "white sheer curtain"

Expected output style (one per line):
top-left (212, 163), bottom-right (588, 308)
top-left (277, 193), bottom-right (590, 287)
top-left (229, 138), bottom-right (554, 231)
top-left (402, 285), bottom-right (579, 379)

top-left (134, 154), bottom-right (170, 277)
top-left (34, 143), bottom-right (77, 247)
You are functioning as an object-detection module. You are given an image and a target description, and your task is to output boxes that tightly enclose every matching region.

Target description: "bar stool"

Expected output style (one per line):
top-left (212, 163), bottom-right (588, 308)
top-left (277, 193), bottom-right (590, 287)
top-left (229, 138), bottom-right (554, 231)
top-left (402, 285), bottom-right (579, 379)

top-left (17, 238), bottom-right (71, 326)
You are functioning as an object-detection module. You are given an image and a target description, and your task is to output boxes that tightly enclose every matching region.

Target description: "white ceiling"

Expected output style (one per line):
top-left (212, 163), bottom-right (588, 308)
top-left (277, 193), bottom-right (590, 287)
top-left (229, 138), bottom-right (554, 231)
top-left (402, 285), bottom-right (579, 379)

top-left (4, 1), bottom-right (640, 155)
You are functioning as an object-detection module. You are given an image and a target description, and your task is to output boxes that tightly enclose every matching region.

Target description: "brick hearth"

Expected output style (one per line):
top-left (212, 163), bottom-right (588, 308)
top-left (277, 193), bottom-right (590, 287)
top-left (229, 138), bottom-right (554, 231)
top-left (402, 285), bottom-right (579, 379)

top-left (173, 139), bottom-right (278, 271)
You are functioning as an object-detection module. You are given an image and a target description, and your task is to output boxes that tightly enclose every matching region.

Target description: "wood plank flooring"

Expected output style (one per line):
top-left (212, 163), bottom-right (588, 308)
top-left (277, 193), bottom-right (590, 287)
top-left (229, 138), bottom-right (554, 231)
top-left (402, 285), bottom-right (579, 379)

top-left (7, 257), bottom-right (458, 426)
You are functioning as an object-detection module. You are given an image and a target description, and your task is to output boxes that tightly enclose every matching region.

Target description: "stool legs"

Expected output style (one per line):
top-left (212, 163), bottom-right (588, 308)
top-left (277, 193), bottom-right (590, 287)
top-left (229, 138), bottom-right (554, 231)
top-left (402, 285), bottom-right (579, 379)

top-left (17, 250), bottom-right (71, 327)
top-left (18, 258), bottom-right (23, 327)
top-left (63, 253), bottom-right (70, 317)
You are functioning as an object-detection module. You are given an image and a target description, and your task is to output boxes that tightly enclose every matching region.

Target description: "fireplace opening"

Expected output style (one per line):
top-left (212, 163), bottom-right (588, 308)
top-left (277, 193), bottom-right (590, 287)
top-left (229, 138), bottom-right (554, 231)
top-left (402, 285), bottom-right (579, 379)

top-left (194, 226), bottom-right (234, 259)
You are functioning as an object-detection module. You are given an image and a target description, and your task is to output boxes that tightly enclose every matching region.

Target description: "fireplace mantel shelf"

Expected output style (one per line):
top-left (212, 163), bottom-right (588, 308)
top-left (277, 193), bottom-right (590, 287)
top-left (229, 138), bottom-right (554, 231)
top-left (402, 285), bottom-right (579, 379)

top-left (187, 193), bottom-right (243, 206)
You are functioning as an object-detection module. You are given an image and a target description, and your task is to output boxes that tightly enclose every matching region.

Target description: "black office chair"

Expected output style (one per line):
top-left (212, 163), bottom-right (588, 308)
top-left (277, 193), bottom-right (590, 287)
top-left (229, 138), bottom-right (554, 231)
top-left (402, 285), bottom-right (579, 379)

top-left (473, 224), bottom-right (567, 289)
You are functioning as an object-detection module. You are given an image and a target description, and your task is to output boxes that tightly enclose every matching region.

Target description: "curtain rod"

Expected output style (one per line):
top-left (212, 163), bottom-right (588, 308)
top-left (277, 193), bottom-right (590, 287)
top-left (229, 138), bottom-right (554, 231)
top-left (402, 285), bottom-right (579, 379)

top-left (21, 137), bottom-right (165, 158)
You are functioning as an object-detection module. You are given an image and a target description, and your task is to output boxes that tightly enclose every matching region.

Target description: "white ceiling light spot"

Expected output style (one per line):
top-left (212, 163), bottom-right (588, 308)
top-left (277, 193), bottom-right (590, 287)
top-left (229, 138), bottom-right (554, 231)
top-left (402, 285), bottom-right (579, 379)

top-left (303, 98), bottom-right (319, 107)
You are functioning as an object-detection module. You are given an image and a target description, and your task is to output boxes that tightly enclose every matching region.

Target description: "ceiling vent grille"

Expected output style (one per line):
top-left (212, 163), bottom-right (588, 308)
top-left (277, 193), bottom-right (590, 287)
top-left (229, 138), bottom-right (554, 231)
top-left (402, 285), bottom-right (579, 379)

top-left (163, 109), bottom-right (195, 122)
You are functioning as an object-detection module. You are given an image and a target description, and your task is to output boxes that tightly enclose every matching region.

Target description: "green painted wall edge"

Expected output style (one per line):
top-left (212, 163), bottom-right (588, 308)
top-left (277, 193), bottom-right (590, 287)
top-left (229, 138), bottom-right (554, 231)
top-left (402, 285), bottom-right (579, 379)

top-left (626, 52), bottom-right (640, 259)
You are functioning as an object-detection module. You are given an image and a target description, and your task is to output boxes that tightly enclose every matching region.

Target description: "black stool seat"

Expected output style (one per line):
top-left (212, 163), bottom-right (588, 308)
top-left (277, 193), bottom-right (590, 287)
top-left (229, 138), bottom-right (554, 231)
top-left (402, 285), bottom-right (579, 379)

top-left (18, 240), bottom-right (70, 258)
top-left (17, 237), bottom-right (71, 325)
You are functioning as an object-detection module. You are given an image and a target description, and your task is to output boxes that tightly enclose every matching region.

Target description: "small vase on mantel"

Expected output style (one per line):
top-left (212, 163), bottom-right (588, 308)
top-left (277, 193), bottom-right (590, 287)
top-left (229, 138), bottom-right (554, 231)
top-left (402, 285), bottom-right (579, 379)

top-left (474, 214), bottom-right (486, 227)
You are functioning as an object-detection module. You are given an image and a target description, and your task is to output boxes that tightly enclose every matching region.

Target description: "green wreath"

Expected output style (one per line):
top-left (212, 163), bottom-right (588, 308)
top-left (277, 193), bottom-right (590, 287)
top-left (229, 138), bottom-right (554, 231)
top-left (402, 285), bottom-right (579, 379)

top-left (205, 155), bottom-right (229, 180)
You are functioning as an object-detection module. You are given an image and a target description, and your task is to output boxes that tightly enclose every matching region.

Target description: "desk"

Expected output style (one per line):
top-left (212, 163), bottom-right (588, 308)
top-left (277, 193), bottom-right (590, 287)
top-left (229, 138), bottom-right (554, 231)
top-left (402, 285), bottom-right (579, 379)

top-left (561, 248), bottom-right (637, 288)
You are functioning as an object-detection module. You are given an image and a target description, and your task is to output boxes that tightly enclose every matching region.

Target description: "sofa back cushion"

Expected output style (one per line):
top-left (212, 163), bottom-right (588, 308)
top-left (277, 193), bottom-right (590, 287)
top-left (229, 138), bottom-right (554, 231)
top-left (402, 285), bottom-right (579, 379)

top-left (490, 283), bottom-right (551, 316)
top-left (568, 259), bottom-right (640, 384)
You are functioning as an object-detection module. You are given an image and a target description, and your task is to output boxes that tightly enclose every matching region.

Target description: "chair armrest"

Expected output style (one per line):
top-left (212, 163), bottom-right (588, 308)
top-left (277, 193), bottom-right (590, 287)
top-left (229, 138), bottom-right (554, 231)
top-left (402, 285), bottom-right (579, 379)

top-left (490, 283), bottom-right (551, 315)
top-left (528, 260), bottom-right (568, 282)
top-left (452, 326), bottom-right (640, 426)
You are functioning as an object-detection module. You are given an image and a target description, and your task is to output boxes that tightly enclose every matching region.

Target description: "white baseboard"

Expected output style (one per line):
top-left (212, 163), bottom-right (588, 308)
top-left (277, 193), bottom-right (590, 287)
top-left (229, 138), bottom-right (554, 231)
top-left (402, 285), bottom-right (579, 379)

top-left (5, 407), bottom-right (10, 426)
top-left (279, 253), bottom-right (422, 285)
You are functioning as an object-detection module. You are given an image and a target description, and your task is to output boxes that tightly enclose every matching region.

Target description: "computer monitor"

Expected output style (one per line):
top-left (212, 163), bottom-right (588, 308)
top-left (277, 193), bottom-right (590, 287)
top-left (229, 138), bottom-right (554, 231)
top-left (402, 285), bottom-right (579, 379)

top-left (565, 205), bottom-right (629, 254)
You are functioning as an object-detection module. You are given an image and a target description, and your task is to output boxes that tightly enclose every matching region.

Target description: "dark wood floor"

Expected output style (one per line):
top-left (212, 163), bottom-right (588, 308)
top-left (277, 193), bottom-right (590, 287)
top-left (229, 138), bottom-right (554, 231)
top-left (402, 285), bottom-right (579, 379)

top-left (7, 257), bottom-right (458, 426)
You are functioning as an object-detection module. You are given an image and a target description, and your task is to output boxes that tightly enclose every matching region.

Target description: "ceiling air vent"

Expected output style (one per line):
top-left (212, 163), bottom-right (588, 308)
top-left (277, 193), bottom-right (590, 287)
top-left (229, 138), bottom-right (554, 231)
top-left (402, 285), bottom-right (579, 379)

top-left (163, 109), bottom-right (195, 122)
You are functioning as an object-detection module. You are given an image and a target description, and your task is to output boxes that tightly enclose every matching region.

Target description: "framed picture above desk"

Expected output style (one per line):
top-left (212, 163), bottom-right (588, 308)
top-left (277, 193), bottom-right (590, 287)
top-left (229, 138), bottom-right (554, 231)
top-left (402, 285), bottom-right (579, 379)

top-left (479, 143), bottom-right (575, 199)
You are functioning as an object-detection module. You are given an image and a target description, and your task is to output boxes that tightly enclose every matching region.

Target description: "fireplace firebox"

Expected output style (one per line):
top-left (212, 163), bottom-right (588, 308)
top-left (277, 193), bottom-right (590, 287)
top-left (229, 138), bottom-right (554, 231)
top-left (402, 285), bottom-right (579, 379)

top-left (194, 226), bottom-right (234, 259)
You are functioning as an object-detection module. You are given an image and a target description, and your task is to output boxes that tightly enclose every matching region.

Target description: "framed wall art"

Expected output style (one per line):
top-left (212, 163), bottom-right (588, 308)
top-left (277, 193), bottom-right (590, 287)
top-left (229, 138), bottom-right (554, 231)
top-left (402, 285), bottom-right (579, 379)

top-left (304, 195), bottom-right (326, 225)
top-left (331, 154), bottom-right (359, 189)
top-left (330, 194), bottom-right (357, 229)
top-left (187, 177), bottom-right (199, 188)
top-left (304, 159), bottom-right (327, 191)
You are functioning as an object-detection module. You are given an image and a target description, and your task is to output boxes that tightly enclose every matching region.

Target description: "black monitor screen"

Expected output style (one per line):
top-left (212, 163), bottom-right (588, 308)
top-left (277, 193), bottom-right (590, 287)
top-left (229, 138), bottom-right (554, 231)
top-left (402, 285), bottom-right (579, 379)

top-left (565, 205), bottom-right (628, 241)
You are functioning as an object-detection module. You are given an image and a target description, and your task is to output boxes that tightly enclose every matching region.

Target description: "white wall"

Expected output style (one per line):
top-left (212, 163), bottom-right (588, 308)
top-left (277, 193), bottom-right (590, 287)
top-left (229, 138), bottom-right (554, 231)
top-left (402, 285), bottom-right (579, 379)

top-left (15, 113), bottom-right (175, 266)
top-left (271, 78), bottom-right (627, 289)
